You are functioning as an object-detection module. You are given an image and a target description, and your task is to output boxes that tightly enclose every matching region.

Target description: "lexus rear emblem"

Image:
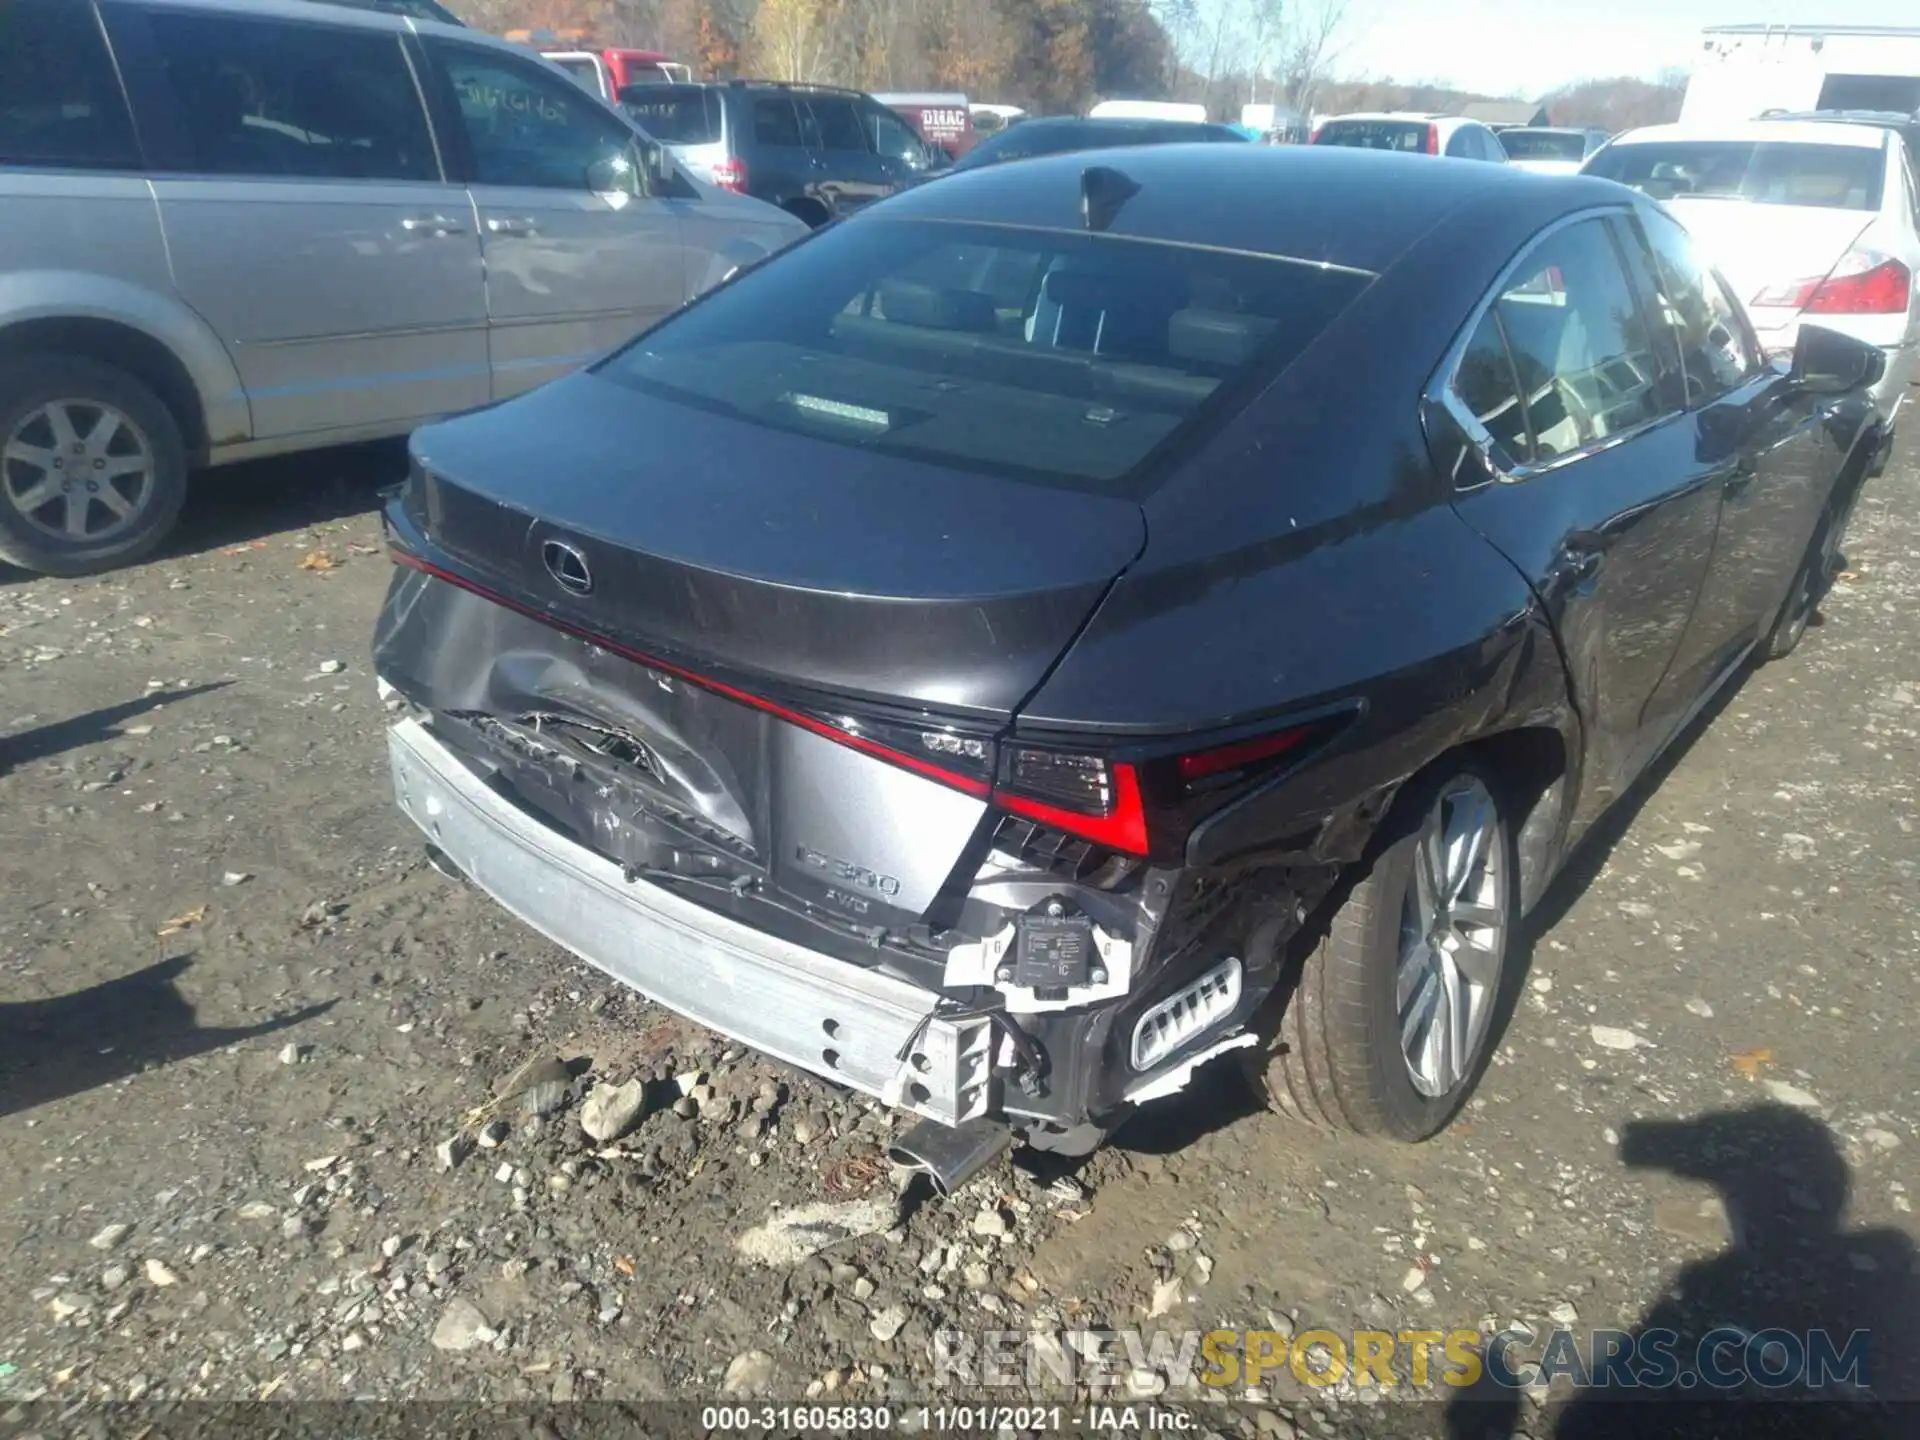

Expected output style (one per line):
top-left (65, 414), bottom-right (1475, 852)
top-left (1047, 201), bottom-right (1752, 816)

top-left (542, 539), bottom-right (593, 596)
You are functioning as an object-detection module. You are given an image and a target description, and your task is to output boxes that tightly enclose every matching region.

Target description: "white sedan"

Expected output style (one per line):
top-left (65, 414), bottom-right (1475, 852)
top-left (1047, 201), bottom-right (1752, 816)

top-left (1583, 119), bottom-right (1920, 438)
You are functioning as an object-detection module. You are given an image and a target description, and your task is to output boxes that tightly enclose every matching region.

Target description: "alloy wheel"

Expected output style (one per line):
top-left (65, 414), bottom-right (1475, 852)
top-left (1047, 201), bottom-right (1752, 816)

top-left (2, 399), bottom-right (156, 544)
top-left (1395, 775), bottom-right (1506, 1098)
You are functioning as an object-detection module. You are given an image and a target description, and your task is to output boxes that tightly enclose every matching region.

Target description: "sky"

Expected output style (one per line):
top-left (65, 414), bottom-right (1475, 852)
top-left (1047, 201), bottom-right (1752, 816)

top-left (1265, 0), bottom-right (1920, 97)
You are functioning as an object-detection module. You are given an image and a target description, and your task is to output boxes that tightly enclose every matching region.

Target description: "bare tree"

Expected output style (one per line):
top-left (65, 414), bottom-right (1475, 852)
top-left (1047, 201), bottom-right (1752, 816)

top-left (1275, 0), bottom-right (1348, 115)
top-left (751, 0), bottom-right (841, 82)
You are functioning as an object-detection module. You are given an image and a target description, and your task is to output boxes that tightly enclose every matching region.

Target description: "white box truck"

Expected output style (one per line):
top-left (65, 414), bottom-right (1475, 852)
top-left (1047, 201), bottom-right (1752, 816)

top-left (1682, 24), bottom-right (1920, 124)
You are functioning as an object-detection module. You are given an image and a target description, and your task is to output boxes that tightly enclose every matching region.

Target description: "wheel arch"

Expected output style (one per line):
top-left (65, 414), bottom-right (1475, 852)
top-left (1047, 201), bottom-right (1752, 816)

top-left (0, 274), bottom-right (253, 460)
top-left (1450, 722), bottom-right (1576, 915)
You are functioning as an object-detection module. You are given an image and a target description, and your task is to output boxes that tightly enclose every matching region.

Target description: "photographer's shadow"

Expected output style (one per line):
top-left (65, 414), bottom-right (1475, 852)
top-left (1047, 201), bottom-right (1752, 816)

top-left (1447, 1102), bottom-right (1919, 1439)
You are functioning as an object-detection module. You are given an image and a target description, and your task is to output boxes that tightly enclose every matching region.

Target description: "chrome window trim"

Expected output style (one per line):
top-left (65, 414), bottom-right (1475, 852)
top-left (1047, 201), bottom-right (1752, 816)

top-left (1428, 203), bottom-right (1683, 491)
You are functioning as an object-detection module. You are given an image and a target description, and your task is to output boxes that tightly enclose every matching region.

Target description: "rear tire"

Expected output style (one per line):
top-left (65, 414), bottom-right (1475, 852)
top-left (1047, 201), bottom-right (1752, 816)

top-left (1763, 471), bottom-right (1861, 662)
top-left (781, 198), bottom-right (830, 229)
top-left (0, 355), bottom-right (188, 577)
top-left (1254, 764), bottom-right (1514, 1141)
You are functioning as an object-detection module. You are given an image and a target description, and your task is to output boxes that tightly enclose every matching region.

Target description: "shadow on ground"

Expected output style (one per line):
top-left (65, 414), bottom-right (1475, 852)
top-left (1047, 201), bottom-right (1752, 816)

top-left (164, 439), bottom-right (407, 561)
top-left (1445, 1103), bottom-right (1919, 1439)
top-left (0, 682), bottom-right (230, 777)
top-left (0, 439), bottom-right (406, 587)
top-left (0, 953), bottom-right (334, 1121)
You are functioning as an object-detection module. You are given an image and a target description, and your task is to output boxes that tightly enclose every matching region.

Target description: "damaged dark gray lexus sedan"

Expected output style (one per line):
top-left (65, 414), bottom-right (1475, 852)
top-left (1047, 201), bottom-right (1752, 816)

top-left (373, 145), bottom-right (1885, 1182)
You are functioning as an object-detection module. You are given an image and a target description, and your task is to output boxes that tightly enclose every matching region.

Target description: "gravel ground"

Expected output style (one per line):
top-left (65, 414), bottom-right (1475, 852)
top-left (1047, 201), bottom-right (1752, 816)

top-left (1, 433), bottom-right (1915, 1436)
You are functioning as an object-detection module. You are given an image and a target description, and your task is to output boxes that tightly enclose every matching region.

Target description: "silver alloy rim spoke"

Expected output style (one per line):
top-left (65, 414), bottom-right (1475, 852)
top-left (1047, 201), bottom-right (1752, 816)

top-left (3, 440), bottom-right (55, 471)
top-left (43, 403), bottom-right (81, 452)
top-left (1396, 775), bottom-right (1506, 1098)
top-left (4, 400), bottom-right (154, 544)
top-left (84, 409), bottom-right (121, 450)
top-left (9, 475), bottom-right (61, 512)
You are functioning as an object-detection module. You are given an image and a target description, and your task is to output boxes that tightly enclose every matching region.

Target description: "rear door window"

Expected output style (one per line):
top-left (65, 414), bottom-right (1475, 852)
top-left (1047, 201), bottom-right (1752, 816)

top-left (1451, 311), bottom-right (1531, 474)
top-left (126, 6), bottom-right (436, 181)
top-left (1629, 206), bottom-right (1763, 406)
top-left (1585, 139), bottom-right (1886, 210)
top-left (753, 96), bottom-right (803, 148)
top-left (807, 95), bottom-right (868, 153)
top-left (597, 218), bottom-right (1372, 496)
top-left (0, 0), bottom-right (139, 169)
top-left (1484, 217), bottom-right (1672, 461)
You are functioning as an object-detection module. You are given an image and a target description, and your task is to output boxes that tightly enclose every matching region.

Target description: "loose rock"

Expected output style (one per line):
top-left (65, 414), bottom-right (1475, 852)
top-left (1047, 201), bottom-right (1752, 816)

top-left (436, 1135), bottom-right (473, 1172)
top-left (144, 1258), bottom-right (180, 1287)
top-left (580, 1079), bottom-right (647, 1143)
top-left (431, 1298), bottom-right (497, 1352)
top-left (89, 1223), bottom-right (132, 1251)
top-left (736, 1196), bottom-right (898, 1267)
top-left (869, 1305), bottom-right (908, 1343)
top-left (723, 1350), bottom-right (776, 1394)
top-left (1589, 1025), bottom-right (1645, 1052)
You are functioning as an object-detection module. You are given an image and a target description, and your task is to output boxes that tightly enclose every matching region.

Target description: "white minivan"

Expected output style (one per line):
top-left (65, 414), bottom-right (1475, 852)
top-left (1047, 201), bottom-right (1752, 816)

top-left (0, 0), bottom-right (804, 575)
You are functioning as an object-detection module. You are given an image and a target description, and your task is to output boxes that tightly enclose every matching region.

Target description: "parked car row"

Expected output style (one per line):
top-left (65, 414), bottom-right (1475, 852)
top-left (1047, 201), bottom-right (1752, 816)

top-left (618, 81), bottom-right (943, 227)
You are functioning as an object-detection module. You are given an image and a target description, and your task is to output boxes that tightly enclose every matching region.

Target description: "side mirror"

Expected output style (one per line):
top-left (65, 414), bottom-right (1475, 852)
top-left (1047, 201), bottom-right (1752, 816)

top-left (1788, 324), bottom-right (1886, 395)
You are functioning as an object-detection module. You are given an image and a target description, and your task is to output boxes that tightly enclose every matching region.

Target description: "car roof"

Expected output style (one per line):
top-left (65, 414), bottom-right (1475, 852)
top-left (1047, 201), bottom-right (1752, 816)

top-left (1610, 120), bottom-right (1888, 149)
top-left (876, 143), bottom-right (1614, 274)
top-left (1014, 116), bottom-right (1221, 132)
top-left (1322, 112), bottom-right (1457, 123)
top-left (114, 0), bottom-right (477, 37)
top-left (1763, 108), bottom-right (1916, 123)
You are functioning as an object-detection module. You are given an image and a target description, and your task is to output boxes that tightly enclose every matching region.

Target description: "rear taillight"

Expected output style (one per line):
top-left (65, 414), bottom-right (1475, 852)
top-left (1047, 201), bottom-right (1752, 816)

top-left (711, 155), bottom-right (747, 193)
top-left (1752, 250), bottom-right (1911, 315)
top-left (1426, 123), bottom-right (1439, 155)
top-left (390, 549), bottom-right (1335, 862)
top-left (1309, 123), bottom-right (1324, 144)
top-left (995, 747), bottom-right (1149, 856)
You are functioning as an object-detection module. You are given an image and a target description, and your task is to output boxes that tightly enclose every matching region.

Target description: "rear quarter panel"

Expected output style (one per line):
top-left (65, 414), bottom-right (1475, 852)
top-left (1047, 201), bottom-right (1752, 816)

top-left (0, 170), bottom-right (251, 449)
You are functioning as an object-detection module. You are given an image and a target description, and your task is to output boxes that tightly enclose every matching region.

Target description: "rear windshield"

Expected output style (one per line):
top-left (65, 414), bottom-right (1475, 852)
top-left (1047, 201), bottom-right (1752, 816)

top-left (1315, 120), bottom-right (1429, 152)
top-left (596, 219), bottom-right (1371, 496)
top-left (549, 57), bottom-right (601, 90)
top-left (1500, 130), bottom-right (1586, 161)
top-left (1585, 140), bottom-right (1885, 210)
top-left (622, 88), bottom-right (722, 144)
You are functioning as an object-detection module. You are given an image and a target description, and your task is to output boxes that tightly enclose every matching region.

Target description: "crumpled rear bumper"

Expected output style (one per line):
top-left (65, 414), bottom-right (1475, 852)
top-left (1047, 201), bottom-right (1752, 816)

top-left (387, 717), bottom-right (995, 1127)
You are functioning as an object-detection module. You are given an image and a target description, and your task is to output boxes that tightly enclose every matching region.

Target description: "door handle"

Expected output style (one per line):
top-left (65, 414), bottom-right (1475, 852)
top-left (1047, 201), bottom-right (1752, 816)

top-left (401, 214), bottom-right (466, 235)
top-left (486, 216), bottom-right (537, 236)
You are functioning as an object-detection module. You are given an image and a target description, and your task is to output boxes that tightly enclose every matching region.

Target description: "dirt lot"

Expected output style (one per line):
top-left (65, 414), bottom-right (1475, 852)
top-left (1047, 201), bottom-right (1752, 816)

top-left (2, 432), bottom-right (1916, 1435)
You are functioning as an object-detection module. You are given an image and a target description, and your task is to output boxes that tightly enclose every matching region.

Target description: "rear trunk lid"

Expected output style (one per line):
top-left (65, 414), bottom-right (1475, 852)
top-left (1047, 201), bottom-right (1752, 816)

top-left (402, 368), bottom-right (1145, 720)
top-left (1665, 197), bottom-right (1875, 338)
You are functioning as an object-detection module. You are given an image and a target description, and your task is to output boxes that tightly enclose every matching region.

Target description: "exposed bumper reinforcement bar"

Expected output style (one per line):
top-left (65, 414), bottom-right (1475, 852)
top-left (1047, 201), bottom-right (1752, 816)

top-left (387, 718), bottom-right (994, 1126)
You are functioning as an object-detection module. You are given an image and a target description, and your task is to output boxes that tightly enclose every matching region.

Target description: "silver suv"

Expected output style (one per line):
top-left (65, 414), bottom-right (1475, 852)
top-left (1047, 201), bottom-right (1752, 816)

top-left (0, 0), bottom-right (805, 575)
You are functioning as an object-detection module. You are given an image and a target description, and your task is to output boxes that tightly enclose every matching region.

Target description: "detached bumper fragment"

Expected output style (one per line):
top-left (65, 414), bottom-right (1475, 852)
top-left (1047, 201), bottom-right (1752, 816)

top-left (387, 718), bottom-right (994, 1126)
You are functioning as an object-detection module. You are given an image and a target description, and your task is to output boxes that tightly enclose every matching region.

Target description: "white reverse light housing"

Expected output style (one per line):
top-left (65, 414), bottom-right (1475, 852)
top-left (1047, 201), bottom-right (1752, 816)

top-left (1130, 957), bottom-right (1242, 1071)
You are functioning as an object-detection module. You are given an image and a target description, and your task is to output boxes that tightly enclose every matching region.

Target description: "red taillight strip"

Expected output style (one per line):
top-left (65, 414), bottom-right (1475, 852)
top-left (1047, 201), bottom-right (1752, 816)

top-left (1177, 725), bottom-right (1313, 781)
top-left (391, 550), bottom-right (991, 797)
top-left (1000, 762), bottom-right (1149, 856)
